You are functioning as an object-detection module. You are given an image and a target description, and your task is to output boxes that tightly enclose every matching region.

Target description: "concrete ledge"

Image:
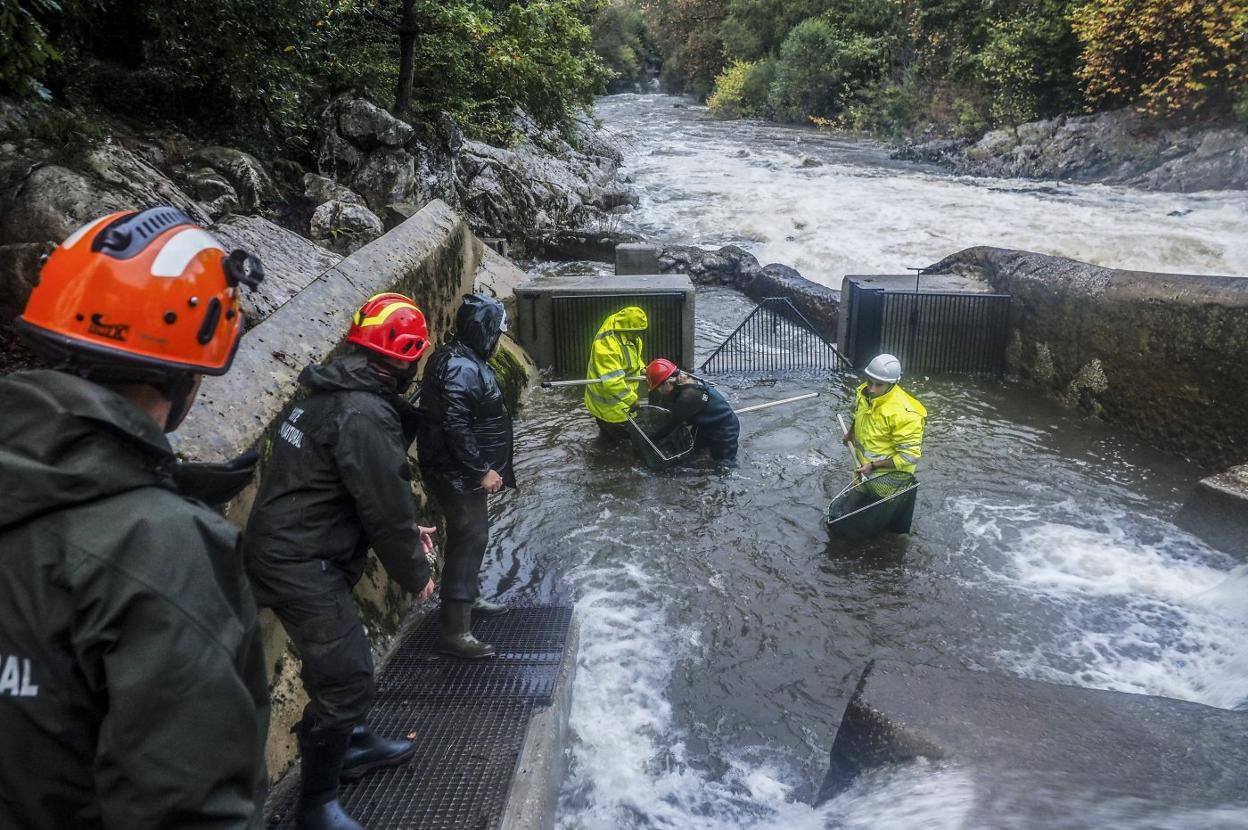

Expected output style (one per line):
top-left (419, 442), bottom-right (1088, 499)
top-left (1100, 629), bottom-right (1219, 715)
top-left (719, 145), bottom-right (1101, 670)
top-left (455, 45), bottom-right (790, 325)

top-left (927, 246), bottom-right (1248, 466)
top-left (1177, 464), bottom-right (1248, 559)
top-left (818, 660), bottom-right (1248, 817)
top-left (175, 198), bottom-right (480, 463)
top-left (501, 612), bottom-right (580, 830)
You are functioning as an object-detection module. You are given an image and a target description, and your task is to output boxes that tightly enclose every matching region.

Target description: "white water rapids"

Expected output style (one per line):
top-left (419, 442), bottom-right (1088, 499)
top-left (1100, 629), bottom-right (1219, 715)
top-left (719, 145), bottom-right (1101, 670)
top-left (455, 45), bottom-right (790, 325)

top-left (491, 94), bottom-right (1248, 829)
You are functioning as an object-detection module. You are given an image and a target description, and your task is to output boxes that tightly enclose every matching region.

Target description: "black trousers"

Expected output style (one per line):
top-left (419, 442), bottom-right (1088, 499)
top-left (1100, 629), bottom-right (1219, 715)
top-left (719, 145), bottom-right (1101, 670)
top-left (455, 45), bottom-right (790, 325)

top-left (428, 479), bottom-right (490, 603)
top-left (272, 587), bottom-right (375, 732)
top-left (595, 417), bottom-right (631, 442)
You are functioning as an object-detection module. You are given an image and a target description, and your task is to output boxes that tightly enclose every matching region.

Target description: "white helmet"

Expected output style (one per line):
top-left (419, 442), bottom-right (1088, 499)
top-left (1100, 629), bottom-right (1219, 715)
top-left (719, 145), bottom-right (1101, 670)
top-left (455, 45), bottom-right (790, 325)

top-left (863, 353), bottom-right (902, 384)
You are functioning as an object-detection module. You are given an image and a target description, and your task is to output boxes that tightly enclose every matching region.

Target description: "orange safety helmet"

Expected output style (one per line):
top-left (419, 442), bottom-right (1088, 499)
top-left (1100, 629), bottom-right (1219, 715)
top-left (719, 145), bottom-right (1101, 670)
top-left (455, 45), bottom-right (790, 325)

top-left (646, 358), bottom-right (678, 389)
top-left (17, 206), bottom-right (263, 380)
top-left (346, 293), bottom-right (430, 362)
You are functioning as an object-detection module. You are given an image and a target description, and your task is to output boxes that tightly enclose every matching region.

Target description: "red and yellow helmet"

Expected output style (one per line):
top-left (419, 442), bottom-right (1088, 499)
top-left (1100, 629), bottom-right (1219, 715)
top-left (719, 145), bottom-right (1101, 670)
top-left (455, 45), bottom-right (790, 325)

top-left (646, 358), bottom-right (678, 389)
top-left (16, 206), bottom-right (263, 378)
top-left (346, 293), bottom-right (430, 362)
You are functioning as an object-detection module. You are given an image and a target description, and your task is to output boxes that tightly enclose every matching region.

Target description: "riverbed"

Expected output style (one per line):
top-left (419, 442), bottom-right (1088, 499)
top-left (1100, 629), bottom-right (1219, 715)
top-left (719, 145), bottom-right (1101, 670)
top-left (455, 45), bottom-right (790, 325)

top-left (482, 96), bottom-right (1248, 829)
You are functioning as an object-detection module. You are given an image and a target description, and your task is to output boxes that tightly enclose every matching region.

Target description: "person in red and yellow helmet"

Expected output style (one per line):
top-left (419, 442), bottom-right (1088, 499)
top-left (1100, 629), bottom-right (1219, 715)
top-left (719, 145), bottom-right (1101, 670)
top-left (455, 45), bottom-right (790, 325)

top-left (644, 358), bottom-right (741, 466)
top-left (245, 292), bottom-right (439, 830)
top-left (0, 207), bottom-right (271, 830)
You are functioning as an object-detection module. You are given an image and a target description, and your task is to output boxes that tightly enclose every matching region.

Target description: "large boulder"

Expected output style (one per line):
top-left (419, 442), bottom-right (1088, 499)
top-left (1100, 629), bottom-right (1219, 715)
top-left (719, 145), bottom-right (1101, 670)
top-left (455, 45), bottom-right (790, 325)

top-left (819, 660), bottom-right (1248, 824)
top-left (315, 97), bottom-right (633, 247)
top-left (0, 142), bottom-right (208, 248)
top-left (189, 146), bottom-right (277, 210)
top-left (309, 199), bottom-right (385, 255)
top-left (211, 214), bottom-right (341, 322)
top-left (896, 108), bottom-right (1248, 192)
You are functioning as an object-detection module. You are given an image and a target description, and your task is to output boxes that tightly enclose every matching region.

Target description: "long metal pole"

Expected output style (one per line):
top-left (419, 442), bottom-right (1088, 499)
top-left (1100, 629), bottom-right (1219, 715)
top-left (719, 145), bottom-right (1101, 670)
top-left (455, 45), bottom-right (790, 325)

top-left (541, 376), bottom-right (645, 389)
top-left (733, 392), bottom-right (819, 415)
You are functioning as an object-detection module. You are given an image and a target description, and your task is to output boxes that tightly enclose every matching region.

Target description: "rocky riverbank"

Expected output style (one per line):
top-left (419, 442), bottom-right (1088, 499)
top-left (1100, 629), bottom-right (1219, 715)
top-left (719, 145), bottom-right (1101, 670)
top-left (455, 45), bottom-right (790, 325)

top-left (895, 108), bottom-right (1248, 192)
top-left (0, 96), bottom-right (635, 321)
top-left (0, 95), bottom-right (637, 372)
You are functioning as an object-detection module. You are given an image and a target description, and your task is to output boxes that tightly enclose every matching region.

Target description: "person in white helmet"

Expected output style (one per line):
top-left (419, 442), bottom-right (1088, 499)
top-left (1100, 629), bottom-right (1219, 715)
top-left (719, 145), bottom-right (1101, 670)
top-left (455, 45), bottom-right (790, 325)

top-left (834, 353), bottom-right (927, 533)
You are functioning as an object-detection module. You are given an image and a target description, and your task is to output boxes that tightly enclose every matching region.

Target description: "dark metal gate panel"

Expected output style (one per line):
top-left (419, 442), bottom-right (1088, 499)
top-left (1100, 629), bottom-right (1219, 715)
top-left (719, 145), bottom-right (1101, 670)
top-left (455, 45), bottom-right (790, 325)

top-left (845, 289), bottom-right (1010, 376)
top-left (552, 293), bottom-right (685, 377)
top-left (699, 297), bottom-right (850, 374)
top-left (878, 292), bottom-right (1010, 375)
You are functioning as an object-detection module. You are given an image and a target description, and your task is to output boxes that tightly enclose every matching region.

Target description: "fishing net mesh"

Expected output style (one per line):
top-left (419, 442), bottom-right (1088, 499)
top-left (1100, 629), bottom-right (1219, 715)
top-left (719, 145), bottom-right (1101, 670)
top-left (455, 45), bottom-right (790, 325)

top-left (627, 405), bottom-right (694, 471)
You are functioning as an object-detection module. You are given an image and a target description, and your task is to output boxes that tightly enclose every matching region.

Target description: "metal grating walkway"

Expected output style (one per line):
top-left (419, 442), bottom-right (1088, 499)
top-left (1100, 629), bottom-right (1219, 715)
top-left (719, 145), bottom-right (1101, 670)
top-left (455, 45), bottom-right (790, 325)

top-left (264, 605), bottom-right (573, 830)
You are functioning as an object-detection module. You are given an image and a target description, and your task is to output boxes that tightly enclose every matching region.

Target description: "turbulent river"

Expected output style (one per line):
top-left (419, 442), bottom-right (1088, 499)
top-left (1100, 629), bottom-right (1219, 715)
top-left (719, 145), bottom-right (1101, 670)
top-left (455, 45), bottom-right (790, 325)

top-left (481, 95), bottom-right (1248, 829)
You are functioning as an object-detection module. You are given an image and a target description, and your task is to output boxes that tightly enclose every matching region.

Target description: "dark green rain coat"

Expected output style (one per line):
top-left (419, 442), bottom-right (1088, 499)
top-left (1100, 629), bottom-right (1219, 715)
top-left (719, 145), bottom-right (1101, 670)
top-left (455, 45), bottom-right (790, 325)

top-left (0, 370), bottom-right (269, 830)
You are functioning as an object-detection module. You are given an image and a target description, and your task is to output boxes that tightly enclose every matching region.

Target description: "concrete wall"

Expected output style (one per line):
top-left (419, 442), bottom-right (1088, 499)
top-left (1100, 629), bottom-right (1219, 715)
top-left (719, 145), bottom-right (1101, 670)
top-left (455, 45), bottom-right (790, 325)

top-left (927, 247), bottom-right (1248, 468)
top-left (172, 199), bottom-right (536, 777)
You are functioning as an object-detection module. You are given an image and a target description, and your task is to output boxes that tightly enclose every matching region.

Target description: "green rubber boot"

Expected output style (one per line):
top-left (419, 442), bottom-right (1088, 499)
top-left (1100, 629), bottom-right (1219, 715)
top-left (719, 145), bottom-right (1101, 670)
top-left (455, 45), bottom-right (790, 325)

top-left (435, 601), bottom-right (496, 659)
top-left (471, 596), bottom-right (509, 617)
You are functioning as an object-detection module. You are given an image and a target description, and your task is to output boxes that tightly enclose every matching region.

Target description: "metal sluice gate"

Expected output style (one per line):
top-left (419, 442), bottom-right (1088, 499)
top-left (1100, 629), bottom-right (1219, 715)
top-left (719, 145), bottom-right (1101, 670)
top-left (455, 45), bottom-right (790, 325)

top-left (551, 292), bottom-right (685, 377)
top-left (700, 297), bottom-right (851, 374)
top-left (263, 606), bottom-right (573, 830)
top-left (841, 279), bottom-right (1011, 376)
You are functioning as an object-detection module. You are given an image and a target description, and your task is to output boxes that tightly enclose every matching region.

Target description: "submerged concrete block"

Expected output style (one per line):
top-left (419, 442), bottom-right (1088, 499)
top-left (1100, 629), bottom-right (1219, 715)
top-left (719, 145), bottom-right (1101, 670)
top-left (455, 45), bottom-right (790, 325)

top-left (819, 660), bottom-right (1248, 821)
top-left (1177, 464), bottom-right (1248, 560)
top-left (616, 242), bottom-right (660, 275)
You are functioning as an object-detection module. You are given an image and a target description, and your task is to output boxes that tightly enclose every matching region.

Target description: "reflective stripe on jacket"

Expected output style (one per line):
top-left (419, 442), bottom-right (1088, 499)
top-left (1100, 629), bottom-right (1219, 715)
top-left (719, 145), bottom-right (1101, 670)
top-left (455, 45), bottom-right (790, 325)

top-left (851, 382), bottom-right (927, 475)
top-left (584, 307), bottom-right (647, 423)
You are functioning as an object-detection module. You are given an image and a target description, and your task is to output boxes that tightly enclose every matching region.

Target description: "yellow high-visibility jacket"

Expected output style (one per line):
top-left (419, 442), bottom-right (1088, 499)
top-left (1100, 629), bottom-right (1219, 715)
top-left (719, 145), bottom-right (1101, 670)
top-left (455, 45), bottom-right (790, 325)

top-left (584, 307), bottom-right (648, 423)
top-left (850, 382), bottom-right (927, 475)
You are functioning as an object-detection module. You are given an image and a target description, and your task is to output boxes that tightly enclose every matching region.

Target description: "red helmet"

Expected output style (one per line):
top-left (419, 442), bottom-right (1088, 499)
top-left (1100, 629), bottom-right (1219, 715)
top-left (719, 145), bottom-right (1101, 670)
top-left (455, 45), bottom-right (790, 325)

top-left (17, 206), bottom-right (263, 379)
top-left (347, 293), bottom-right (429, 362)
top-left (646, 358), bottom-right (678, 389)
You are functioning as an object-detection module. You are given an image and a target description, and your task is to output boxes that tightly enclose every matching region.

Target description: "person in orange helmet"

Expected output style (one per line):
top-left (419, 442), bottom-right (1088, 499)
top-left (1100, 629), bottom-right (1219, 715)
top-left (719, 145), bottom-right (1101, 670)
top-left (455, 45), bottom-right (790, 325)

top-left (644, 358), bottom-right (740, 467)
top-left (245, 292), bottom-right (438, 830)
top-left (0, 207), bottom-right (271, 829)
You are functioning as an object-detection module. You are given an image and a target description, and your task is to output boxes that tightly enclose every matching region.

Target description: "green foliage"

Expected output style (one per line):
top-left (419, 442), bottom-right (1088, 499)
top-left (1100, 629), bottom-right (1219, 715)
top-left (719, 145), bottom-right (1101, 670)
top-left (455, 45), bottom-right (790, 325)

top-left (706, 59), bottom-right (750, 117)
top-left (0, 0), bottom-right (61, 100)
top-left (1072, 0), bottom-right (1248, 116)
top-left (642, 0), bottom-right (728, 96)
top-left (770, 17), bottom-right (888, 122)
top-left (592, 0), bottom-right (654, 92)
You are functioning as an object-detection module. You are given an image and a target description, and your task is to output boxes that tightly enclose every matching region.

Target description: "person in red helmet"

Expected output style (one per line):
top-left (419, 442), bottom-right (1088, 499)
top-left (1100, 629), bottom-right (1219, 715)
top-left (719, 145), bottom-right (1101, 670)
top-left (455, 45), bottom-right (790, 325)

top-left (0, 207), bottom-right (270, 829)
top-left (245, 292), bottom-right (438, 830)
top-left (644, 358), bottom-right (740, 466)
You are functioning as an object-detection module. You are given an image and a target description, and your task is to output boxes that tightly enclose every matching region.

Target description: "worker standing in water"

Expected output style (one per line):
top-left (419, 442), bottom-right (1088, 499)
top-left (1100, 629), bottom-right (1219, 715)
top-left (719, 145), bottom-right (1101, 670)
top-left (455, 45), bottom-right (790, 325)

top-left (644, 358), bottom-right (740, 467)
top-left (834, 353), bottom-right (927, 533)
top-left (584, 306), bottom-right (647, 440)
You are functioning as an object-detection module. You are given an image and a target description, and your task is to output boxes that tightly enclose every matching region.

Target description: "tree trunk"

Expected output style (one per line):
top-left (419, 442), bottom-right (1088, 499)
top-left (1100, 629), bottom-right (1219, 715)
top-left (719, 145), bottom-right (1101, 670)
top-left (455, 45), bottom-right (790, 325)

top-left (394, 0), bottom-right (418, 116)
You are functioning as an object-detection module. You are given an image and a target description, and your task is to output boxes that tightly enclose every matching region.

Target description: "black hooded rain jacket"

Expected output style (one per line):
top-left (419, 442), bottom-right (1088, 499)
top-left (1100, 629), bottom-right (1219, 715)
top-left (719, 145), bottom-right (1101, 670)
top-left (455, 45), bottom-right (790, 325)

top-left (416, 295), bottom-right (515, 494)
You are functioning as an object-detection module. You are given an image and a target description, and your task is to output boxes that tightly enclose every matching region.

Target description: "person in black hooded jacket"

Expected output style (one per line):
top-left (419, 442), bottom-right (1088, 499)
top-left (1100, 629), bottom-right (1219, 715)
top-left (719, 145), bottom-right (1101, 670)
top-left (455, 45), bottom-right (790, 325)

top-left (416, 293), bottom-right (515, 659)
top-left (245, 293), bottom-right (437, 830)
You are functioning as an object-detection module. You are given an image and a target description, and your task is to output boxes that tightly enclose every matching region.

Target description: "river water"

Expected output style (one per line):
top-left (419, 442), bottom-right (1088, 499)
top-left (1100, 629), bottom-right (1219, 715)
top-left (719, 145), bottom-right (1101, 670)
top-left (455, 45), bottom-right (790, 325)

top-left (481, 95), bottom-right (1248, 828)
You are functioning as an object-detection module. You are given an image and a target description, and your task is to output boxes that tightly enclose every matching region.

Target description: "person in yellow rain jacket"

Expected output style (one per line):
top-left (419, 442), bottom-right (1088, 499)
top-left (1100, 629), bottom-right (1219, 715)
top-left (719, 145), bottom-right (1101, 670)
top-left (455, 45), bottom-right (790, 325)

top-left (833, 353), bottom-right (927, 535)
top-left (584, 306), bottom-right (648, 440)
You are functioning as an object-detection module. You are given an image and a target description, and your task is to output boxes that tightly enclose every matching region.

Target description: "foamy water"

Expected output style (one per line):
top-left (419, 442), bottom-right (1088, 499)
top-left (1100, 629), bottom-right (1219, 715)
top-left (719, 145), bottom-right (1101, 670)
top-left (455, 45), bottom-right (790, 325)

top-left (598, 94), bottom-right (1248, 283)
top-left (498, 97), bottom-right (1248, 828)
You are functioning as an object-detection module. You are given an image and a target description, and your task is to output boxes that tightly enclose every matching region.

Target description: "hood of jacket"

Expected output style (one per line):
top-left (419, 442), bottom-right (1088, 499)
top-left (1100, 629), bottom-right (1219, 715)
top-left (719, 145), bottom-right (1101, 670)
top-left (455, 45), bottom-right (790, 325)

top-left (597, 306), bottom-right (648, 337)
top-left (0, 370), bottom-right (173, 530)
top-left (454, 293), bottom-right (507, 360)
top-left (299, 349), bottom-right (397, 394)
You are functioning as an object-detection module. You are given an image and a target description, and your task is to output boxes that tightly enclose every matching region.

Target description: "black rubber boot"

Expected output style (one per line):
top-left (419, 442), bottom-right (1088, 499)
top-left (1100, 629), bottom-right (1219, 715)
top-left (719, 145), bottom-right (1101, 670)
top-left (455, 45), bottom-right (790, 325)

top-left (436, 601), bottom-right (496, 659)
top-left (296, 722), bottom-right (364, 830)
top-left (471, 596), bottom-right (509, 617)
top-left (340, 724), bottom-right (416, 781)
